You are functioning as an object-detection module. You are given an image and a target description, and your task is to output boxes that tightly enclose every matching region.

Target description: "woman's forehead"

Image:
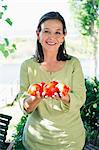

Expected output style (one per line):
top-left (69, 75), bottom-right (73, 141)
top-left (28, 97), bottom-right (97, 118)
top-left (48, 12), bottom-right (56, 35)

top-left (41, 19), bottom-right (63, 30)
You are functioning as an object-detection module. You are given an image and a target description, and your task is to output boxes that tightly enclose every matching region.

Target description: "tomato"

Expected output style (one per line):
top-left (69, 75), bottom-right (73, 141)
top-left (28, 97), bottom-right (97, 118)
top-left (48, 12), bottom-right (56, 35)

top-left (56, 83), bottom-right (70, 96)
top-left (28, 82), bottom-right (45, 96)
top-left (27, 81), bottom-right (70, 98)
top-left (43, 81), bottom-right (59, 97)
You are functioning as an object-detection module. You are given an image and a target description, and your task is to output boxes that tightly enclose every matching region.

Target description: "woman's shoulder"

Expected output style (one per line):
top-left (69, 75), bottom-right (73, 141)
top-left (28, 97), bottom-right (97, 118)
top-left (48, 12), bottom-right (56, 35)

top-left (20, 56), bottom-right (38, 70)
top-left (68, 55), bottom-right (80, 64)
top-left (21, 56), bottom-right (37, 65)
top-left (67, 56), bottom-right (82, 70)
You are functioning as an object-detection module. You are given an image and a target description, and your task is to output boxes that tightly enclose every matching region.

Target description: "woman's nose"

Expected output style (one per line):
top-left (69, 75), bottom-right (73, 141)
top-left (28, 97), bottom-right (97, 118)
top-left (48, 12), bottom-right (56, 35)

top-left (48, 33), bottom-right (56, 38)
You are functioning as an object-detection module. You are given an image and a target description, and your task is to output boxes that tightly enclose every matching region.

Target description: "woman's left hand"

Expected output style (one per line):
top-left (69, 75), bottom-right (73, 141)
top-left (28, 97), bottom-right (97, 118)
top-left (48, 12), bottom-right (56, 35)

top-left (52, 92), bottom-right (70, 105)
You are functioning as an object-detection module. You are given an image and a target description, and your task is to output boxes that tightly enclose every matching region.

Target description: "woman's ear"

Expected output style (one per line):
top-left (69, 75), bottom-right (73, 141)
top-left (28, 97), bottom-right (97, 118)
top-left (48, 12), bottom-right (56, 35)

top-left (60, 34), bottom-right (66, 44)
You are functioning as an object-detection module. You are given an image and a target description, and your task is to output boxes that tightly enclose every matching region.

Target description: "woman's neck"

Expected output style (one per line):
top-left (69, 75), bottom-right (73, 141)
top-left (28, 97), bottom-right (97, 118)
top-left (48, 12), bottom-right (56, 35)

top-left (43, 51), bottom-right (57, 63)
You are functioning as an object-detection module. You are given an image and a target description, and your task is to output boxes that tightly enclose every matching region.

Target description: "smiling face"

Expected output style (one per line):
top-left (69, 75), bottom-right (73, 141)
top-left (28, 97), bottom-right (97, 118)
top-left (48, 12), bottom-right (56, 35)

top-left (37, 19), bottom-right (65, 53)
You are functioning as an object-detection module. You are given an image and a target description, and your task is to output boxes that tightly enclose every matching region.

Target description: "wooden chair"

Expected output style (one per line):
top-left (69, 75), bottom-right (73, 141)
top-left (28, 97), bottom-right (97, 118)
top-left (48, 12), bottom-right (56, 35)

top-left (0, 113), bottom-right (14, 150)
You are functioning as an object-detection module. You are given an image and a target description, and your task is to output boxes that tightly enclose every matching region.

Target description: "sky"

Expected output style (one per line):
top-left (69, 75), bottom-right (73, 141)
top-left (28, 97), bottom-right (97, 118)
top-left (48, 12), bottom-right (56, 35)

top-left (0, 0), bottom-right (78, 39)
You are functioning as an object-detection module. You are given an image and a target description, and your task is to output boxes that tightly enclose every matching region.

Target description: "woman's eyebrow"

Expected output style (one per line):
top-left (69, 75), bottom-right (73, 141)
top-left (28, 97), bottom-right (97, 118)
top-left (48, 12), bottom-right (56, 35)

top-left (43, 28), bottom-right (49, 30)
top-left (56, 28), bottom-right (63, 31)
top-left (43, 28), bottom-right (62, 31)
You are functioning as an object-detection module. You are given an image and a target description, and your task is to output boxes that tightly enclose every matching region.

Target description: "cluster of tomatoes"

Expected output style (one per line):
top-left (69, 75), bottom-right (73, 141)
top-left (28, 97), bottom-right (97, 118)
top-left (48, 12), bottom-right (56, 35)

top-left (27, 81), bottom-right (70, 98)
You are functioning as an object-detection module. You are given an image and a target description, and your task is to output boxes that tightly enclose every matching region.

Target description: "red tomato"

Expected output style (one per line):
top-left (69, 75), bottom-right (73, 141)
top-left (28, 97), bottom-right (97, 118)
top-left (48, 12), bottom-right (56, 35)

top-left (43, 81), bottom-right (59, 97)
top-left (56, 83), bottom-right (70, 96)
top-left (27, 81), bottom-right (70, 98)
top-left (28, 83), bottom-right (45, 96)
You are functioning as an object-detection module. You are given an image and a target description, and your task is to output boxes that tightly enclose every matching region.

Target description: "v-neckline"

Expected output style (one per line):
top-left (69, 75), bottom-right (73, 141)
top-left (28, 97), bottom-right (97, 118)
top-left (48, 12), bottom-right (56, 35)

top-left (38, 61), bottom-right (68, 75)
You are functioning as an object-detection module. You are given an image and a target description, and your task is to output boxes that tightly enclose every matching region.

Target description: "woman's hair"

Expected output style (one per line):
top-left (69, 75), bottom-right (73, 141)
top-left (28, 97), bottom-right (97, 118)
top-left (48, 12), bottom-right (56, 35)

top-left (34, 11), bottom-right (71, 63)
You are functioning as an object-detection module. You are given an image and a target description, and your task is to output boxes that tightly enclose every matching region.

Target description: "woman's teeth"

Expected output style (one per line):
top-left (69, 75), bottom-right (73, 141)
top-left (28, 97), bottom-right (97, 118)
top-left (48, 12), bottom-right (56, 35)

top-left (47, 42), bottom-right (56, 45)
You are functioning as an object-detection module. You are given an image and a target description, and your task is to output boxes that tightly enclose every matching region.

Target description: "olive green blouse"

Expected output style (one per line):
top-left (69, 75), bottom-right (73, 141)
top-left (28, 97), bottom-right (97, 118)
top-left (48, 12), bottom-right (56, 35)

top-left (19, 56), bottom-right (86, 150)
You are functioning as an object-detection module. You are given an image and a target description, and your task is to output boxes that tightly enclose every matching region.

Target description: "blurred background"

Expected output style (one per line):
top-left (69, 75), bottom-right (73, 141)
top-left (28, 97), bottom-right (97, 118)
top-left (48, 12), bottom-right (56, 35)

top-left (0, 0), bottom-right (98, 107)
top-left (0, 0), bottom-right (99, 143)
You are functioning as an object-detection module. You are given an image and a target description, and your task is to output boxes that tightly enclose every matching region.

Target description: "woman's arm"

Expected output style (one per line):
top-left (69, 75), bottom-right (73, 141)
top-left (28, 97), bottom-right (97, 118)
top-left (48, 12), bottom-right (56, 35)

top-left (69, 58), bottom-right (86, 111)
top-left (23, 93), bottom-right (41, 113)
top-left (53, 58), bottom-right (86, 112)
top-left (19, 60), bottom-right (42, 114)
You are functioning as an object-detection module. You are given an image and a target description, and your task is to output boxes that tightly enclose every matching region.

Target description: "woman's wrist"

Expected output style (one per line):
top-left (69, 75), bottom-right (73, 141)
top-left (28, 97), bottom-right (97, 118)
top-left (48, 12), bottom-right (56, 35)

top-left (23, 98), bottom-right (29, 111)
top-left (23, 96), bottom-right (41, 113)
top-left (62, 94), bottom-right (70, 105)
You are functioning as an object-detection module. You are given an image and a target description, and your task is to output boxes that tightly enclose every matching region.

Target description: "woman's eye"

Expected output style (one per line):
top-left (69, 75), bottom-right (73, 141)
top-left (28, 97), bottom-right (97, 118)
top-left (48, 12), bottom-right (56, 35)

top-left (56, 32), bottom-right (61, 35)
top-left (44, 30), bottom-right (49, 33)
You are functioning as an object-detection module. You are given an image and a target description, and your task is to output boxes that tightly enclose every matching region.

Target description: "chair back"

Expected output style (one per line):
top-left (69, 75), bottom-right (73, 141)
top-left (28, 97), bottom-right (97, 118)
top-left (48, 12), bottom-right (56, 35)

top-left (0, 114), bottom-right (12, 148)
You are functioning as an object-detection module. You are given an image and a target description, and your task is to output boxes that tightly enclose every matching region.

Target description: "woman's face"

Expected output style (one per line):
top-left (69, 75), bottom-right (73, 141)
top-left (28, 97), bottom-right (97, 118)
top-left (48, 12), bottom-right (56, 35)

top-left (37, 19), bottom-right (65, 53)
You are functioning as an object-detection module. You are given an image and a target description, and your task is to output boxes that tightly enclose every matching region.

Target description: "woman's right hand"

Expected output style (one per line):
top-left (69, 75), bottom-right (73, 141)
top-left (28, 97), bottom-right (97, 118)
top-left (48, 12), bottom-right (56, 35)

top-left (23, 92), bottom-right (42, 113)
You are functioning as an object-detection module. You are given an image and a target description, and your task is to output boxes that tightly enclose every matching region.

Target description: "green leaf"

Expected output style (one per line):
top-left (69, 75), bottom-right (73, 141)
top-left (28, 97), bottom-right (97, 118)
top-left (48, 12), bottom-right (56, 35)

top-left (96, 19), bottom-right (99, 28)
top-left (0, 12), bottom-right (3, 19)
top-left (5, 18), bottom-right (13, 26)
top-left (2, 5), bottom-right (7, 11)
top-left (0, 44), bottom-right (9, 57)
top-left (3, 50), bottom-right (9, 57)
top-left (4, 38), bottom-right (9, 46)
top-left (0, 43), bottom-right (5, 51)
top-left (12, 44), bottom-right (17, 50)
top-left (93, 103), bottom-right (97, 108)
top-left (9, 48), bottom-right (15, 53)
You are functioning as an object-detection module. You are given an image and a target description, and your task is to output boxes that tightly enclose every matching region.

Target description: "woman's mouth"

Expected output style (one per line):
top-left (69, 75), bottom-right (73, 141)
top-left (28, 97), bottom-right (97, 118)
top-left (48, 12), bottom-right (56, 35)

top-left (46, 41), bottom-right (56, 46)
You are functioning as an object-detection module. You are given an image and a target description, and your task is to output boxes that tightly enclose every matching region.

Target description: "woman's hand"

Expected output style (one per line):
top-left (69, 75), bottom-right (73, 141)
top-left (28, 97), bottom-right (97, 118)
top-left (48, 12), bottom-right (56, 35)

top-left (52, 92), bottom-right (70, 105)
top-left (23, 92), bottom-right (42, 113)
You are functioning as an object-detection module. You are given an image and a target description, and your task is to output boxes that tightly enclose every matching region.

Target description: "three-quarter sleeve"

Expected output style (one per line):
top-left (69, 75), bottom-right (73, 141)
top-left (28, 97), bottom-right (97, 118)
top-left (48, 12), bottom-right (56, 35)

top-left (69, 58), bottom-right (86, 111)
top-left (17, 61), bottom-right (30, 114)
top-left (20, 61), bottom-right (30, 92)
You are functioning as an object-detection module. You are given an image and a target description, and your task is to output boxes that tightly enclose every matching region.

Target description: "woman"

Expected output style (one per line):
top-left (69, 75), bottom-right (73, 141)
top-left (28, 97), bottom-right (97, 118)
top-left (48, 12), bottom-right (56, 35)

top-left (19, 11), bottom-right (86, 150)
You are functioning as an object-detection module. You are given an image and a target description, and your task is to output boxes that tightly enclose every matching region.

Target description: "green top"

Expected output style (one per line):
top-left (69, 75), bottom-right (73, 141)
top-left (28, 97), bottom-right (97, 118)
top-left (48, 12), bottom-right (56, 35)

top-left (19, 56), bottom-right (86, 150)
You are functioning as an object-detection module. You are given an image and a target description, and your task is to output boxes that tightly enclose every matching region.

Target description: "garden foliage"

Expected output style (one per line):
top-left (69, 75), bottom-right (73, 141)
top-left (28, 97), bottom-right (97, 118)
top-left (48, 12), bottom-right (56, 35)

top-left (81, 77), bottom-right (99, 145)
top-left (0, 0), bottom-right (16, 57)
